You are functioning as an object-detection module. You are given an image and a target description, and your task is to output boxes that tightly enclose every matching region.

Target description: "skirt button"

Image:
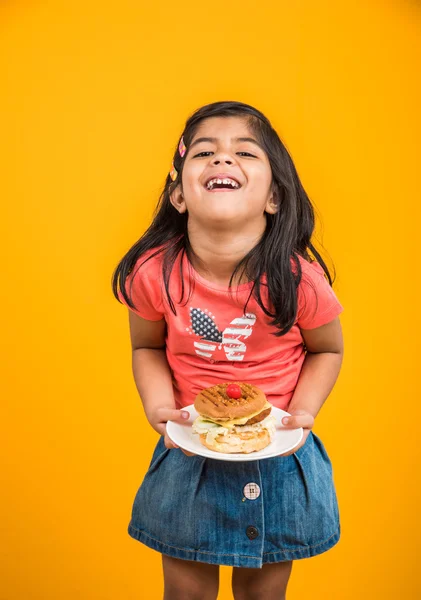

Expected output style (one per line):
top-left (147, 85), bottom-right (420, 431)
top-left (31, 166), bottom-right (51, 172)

top-left (246, 526), bottom-right (259, 540)
top-left (243, 482), bottom-right (261, 500)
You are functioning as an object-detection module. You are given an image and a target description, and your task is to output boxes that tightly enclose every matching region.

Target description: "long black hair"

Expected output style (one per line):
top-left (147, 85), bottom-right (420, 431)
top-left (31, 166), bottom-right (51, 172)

top-left (111, 100), bottom-right (335, 336)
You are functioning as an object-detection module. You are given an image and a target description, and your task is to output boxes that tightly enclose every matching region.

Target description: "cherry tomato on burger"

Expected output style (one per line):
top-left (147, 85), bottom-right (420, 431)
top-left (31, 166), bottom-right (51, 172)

top-left (226, 384), bottom-right (242, 399)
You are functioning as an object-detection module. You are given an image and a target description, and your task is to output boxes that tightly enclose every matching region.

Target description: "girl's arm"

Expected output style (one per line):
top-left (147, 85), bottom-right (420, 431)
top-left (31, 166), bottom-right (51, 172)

top-left (289, 316), bottom-right (344, 417)
top-left (281, 317), bottom-right (344, 449)
top-left (128, 311), bottom-right (190, 450)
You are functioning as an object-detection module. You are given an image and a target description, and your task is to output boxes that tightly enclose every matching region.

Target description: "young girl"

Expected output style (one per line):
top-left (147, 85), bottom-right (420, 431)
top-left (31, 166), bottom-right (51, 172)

top-left (112, 101), bottom-right (344, 600)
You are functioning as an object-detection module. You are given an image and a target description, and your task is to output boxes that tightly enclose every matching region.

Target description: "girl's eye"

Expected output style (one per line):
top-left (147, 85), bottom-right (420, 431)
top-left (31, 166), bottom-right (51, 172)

top-left (194, 151), bottom-right (256, 158)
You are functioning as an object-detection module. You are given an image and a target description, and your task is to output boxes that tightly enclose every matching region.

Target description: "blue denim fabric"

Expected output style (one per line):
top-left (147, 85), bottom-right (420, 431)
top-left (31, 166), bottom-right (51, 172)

top-left (127, 431), bottom-right (340, 568)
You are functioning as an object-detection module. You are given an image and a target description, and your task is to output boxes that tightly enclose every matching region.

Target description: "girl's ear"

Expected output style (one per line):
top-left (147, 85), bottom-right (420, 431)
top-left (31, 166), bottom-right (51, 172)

top-left (169, 185), bottom-right (187, 214)
top-left (265, 188), bottom-right (278, 215)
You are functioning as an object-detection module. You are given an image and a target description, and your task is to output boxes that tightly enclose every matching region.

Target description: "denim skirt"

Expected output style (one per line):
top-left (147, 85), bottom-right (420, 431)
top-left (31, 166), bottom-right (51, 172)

top-left (127, 430), bottom-right (340, 569)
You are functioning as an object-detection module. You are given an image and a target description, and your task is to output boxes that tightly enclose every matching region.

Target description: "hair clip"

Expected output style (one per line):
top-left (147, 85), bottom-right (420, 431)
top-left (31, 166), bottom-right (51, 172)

top-left (178, 136), bottom-right (186, 157)
top-left (169, 135), bottom-right (186, 181)
top-left (170, 161), bottom-right (178, 181)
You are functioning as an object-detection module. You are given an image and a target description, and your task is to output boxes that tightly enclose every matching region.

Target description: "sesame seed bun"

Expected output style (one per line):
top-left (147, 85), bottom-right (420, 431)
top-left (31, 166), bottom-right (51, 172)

top-left (194, 382), bottom-right (267, 421)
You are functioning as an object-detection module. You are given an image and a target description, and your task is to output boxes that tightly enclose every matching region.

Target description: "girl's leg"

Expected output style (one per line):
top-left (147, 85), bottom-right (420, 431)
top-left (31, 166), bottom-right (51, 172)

top-left (231, 561), bottom-right (293, 600)
top-left (162, 555), bottom-right (220, 600)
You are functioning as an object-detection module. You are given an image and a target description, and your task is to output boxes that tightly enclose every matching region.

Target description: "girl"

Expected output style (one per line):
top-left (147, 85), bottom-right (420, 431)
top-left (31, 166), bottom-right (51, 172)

top-left (112, 101), bottom-right (344, 600)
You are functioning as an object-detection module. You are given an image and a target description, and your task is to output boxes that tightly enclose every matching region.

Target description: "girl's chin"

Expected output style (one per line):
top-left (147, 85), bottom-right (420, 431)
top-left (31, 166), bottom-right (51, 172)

top-left (196, 212), bottom-right (248, 223)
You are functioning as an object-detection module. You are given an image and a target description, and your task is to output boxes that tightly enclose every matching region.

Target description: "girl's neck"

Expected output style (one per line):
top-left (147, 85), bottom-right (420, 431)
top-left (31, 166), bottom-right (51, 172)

top-left (187, 219), bottom-right (266, 286)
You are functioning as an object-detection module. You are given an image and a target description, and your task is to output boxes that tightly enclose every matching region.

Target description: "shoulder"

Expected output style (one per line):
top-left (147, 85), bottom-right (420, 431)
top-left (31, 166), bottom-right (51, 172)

top-left (129, 245), bottom-right (166, 280)
top-left (118, 246), bottom-right (166, 320)
top-left (292, 254), bottom-right (329, 284)
top-left (293, 255), bottom-right (343, 328)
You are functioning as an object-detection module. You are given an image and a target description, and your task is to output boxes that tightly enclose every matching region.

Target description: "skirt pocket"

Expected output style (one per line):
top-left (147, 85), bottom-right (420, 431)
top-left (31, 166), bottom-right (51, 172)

top-left (264, 431), bottom-right (340, 550)
top-left (130, 438), bottom-right (206, 549)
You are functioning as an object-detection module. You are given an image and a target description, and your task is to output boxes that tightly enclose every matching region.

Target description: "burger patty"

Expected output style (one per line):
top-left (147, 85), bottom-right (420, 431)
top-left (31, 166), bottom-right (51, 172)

top-left (244, 407), bottom-right (272, 425)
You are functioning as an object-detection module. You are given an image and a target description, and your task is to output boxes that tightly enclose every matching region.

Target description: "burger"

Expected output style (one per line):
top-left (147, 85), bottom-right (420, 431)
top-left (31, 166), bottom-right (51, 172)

top-left (192, 382), bottom-right (277, 454)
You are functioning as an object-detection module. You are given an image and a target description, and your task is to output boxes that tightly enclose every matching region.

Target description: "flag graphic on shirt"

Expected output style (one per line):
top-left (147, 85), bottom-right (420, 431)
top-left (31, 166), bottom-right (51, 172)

top-left (186, 307), bottom-right (256, 361)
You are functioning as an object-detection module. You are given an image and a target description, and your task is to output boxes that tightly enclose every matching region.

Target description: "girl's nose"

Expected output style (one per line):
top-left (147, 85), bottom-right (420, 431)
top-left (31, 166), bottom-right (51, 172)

top-left (211, 156), bottom-right (234, 165)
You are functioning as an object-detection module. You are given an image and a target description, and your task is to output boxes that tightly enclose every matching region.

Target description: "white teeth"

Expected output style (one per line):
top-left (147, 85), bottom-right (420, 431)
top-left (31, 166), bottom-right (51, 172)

top-left (206, 177), bottom-right (240, 190)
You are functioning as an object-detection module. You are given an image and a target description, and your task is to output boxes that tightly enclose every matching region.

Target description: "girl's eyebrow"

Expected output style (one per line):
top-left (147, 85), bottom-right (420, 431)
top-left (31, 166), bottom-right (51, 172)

top-left (189, 136), bottom-right (263, 150)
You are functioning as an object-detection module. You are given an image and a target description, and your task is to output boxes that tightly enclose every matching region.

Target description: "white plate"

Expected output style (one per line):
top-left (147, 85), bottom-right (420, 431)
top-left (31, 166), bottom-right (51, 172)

top-left (166, 405), bottom-right (303, 462)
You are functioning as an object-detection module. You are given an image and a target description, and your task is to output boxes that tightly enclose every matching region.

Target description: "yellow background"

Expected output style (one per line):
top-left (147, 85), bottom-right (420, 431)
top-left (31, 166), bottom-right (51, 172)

top-left (1, 1), bottom-right (420, 598)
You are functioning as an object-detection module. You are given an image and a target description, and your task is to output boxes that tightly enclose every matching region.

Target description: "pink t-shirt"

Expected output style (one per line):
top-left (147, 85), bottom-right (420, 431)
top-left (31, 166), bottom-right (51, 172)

top-left (118, 247), bottom-right (343, 410)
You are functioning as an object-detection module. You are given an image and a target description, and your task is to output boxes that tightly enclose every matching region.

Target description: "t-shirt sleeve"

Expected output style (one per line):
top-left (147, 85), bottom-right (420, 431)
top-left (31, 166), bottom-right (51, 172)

top-left (296, 259), bottom-right (344, 329)
top-left (117, 258), bottom-right (165, 321)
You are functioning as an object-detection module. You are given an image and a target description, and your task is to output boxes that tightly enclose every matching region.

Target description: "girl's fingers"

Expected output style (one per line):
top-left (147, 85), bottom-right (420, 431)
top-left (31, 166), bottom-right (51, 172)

top-left (157, 407), bottom-right (190, 422)
top-left (155, 410), bottom-right (189, 438)
top-left (155, 422), bottom-right (166, 436)
top-left (164, 431), bottom-right (195, 456)
top-left (282, 411), bottom-right (314, 429)
top-left (164, 431), bottom-right (178, 449)
top-left (181, 449), bottom-right (196, 457)
top-left (156, 410), bottom-right (193, 454)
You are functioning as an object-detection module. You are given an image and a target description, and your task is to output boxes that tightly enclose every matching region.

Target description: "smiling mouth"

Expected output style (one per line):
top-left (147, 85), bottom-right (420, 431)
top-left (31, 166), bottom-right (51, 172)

top-left (205, 177), bottom-right (242, 191)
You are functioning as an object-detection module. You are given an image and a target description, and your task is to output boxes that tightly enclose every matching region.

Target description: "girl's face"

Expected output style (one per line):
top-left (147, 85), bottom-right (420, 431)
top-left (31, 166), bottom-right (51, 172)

top-left (170, 116), bottom-right (277, 226)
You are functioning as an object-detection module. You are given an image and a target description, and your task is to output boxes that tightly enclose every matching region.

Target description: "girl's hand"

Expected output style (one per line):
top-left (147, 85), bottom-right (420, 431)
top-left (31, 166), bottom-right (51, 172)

top-left (279, 409), bottom-right (315, 457)
top-left (151, 407), bottom-right (196, 456)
